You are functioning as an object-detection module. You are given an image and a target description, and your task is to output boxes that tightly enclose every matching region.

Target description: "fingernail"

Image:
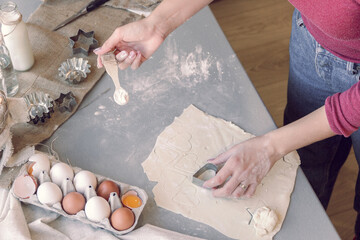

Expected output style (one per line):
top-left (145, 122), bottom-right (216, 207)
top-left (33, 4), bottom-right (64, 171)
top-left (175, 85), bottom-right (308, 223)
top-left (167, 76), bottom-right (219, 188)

top-left (93, 47), bottom-right (101, 53)
top-left (116, 51), bottom-right (128, 61)
top-left (129, 51), bottom-right (135, 59)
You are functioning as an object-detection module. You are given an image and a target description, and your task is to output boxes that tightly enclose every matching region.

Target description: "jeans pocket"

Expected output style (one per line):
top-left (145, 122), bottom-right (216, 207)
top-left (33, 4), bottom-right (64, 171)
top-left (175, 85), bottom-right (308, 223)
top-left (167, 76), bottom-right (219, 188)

top-left (315, 47), bottom-right (333, 81)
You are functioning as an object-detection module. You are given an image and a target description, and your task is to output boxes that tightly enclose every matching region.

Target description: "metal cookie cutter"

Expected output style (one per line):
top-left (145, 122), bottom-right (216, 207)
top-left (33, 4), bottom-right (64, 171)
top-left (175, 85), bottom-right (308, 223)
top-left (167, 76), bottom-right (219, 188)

top-left (69, 29), bottom-right (99, 56)
top-left (192, 163), bottom-right (218, 188)
top-left (55, 92), bottom-right (77, 113)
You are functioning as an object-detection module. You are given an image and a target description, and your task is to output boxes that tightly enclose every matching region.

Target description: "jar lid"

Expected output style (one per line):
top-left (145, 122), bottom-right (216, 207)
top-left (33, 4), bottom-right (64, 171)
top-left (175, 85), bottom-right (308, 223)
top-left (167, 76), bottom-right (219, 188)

top-left (0, 1), bottom-right (22, 25)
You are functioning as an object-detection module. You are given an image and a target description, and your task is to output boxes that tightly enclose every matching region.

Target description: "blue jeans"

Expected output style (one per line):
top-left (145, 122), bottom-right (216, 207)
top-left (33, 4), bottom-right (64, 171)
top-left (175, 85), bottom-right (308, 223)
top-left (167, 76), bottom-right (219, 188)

top-left (284, 9), bottom-right (360, 236)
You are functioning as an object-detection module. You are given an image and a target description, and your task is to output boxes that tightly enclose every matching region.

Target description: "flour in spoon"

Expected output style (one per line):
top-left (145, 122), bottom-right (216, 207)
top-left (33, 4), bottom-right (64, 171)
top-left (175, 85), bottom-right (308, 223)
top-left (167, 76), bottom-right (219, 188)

top-left (101, 53), bottom-right (129, 105)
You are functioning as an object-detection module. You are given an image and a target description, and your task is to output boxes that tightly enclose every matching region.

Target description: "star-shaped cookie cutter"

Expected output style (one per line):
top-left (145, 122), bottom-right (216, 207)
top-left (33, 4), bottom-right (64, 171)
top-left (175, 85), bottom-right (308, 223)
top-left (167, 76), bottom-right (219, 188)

top-left (69, 29), bottom-right (99, 56)
top-left (55, 92), bottom-right (77, 113)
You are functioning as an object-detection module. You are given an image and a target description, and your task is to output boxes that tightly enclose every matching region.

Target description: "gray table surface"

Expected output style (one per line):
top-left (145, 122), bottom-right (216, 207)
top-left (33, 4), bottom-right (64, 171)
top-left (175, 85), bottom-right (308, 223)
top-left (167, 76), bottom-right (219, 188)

top-left (17, 1), bottom-right (340, 239)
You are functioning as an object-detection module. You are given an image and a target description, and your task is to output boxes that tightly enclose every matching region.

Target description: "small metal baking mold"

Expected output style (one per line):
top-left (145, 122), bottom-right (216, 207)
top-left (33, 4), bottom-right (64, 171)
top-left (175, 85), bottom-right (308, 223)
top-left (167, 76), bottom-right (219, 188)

top-left (55, 92), bottom-right (77, 113)
top-left (23, 92), bottom-right (54, 124)
top-left (58, 57), bottom-right (91, 84)
top-left (69, 29), bottom-right (99, 56)
top-left (192, 163), bottom-right (218, 188)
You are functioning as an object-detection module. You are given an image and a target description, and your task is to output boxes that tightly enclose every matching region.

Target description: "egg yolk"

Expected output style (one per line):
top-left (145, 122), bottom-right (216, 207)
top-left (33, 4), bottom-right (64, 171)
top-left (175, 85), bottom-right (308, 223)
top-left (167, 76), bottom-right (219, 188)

top-left (122, 195), bottom-right (142, 208)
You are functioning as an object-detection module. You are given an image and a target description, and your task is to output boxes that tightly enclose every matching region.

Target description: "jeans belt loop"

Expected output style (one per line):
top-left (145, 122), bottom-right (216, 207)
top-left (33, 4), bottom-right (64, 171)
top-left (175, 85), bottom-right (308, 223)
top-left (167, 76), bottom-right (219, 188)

top-left (347, 62), bottom-right (355, 74)
top-left (296, 13), bottom-right (304, 27)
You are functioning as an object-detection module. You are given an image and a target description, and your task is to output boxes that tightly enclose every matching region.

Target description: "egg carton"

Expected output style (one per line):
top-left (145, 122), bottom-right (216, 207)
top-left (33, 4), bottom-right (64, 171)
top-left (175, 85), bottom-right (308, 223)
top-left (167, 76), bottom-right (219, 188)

top-left (10, 154), bottom-right (148, 237)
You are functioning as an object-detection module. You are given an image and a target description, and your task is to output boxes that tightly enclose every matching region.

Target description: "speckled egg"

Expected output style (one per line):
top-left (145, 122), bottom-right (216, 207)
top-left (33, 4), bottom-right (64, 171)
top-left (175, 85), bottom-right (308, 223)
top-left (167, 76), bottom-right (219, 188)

top-left (27, 153), bottom-right (51, 178)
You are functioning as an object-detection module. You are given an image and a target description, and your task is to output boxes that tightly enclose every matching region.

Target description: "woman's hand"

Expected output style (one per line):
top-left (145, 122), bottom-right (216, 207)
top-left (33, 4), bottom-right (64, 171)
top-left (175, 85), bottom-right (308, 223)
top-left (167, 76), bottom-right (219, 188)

top-left (94, 17), bottom-right (166, 70)
top-left (203, 135), bottom-right (279, 198)
top-left (94, 0), bottom-right (213, 70)
top-left (203, 106), bottom-right (336, 199)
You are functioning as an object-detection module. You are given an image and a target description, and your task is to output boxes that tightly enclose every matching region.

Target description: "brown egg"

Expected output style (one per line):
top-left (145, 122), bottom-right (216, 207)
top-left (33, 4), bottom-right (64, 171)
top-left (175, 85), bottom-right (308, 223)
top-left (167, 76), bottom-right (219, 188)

top-left (62, 192), bottom-right (85, 215)
top-left (110, 207), bottom-right (135, 231)
top-left (96, 180), bottom-right (120, 201)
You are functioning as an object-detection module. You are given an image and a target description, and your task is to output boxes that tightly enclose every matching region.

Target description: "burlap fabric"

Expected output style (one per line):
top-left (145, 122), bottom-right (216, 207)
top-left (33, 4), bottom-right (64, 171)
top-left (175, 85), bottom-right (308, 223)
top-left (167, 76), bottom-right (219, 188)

top-left (1, 0), bottom-right (159, 176)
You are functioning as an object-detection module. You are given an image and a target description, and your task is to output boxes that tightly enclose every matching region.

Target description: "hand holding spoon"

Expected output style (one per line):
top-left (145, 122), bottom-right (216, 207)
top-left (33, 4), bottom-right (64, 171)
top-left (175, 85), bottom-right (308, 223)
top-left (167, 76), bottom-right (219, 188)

top-left (101, 52), bottom-right (129, 105)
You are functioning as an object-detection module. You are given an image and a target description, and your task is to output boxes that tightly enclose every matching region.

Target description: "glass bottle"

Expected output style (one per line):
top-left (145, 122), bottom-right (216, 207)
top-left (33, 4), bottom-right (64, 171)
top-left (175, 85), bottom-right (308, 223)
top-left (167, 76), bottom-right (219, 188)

top-left (0, 1), bottom-right (34, 71)
top-left (0, 29), bottom-right (18, 97)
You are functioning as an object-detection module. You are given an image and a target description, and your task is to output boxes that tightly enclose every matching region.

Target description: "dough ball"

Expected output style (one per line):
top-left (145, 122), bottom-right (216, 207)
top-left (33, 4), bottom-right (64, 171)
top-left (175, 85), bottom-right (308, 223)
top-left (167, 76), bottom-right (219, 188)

top-left (253, 206), bottom-right (278, 236)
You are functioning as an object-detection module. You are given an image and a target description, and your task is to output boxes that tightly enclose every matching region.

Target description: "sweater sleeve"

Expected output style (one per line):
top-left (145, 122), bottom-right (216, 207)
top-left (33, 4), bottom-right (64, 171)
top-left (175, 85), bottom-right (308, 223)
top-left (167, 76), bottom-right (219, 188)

top-left (325, 82), bottom-right (360, 137)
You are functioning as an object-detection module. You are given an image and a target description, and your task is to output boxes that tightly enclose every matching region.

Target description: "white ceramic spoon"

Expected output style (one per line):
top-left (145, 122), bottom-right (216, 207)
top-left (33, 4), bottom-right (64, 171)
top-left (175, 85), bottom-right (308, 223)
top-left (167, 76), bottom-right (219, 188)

top-left (101, 52), bottom-right (129, 105)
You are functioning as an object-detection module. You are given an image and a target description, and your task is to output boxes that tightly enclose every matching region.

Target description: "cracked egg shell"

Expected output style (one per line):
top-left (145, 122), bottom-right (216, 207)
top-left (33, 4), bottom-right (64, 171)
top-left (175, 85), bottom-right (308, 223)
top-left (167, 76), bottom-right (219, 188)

top-left (122, 194), bottom-right (142, 208)
top-left (13, 175), bottom-right (38, 199)
top-left (27, 153), bottom-right (51, 178)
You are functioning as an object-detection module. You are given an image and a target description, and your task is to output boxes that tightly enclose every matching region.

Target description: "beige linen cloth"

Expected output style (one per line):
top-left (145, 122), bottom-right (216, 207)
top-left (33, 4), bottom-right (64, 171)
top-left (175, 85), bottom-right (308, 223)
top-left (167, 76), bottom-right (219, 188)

top-left (1, 0), bottom-right (159, 170)
top-left (0, 0), bottom-right (205, 239)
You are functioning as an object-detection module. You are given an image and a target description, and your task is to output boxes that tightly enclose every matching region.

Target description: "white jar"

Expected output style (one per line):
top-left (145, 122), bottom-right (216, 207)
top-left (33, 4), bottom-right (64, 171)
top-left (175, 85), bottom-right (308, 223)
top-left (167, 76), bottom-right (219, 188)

top-left (0, 2), bottom-right (34, 71)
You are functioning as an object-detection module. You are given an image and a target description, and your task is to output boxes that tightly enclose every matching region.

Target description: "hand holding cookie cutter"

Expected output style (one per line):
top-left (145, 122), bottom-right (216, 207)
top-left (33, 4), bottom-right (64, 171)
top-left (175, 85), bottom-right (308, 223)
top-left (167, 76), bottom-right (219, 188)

top-left (101, 53), bottom-right (129, 105)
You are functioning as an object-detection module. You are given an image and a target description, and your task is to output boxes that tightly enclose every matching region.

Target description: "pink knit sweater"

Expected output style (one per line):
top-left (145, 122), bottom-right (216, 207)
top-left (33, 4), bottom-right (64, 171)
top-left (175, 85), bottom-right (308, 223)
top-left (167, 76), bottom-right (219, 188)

top-left (289, 0), bottom-right (360, 137)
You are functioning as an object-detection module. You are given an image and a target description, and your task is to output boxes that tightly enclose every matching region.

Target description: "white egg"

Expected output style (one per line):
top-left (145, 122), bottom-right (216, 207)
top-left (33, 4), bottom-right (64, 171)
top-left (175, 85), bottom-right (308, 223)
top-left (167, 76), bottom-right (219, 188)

top-left (85, 196), bottom-right (111, 222)
top-left (28, 153), bottom-right (51, 178)
top-left (74, 170), bottom-right (97, 194)
top-left (37, 182), bottom-right (63, 205)
top-left (50, 162), bottom-right (74, 186)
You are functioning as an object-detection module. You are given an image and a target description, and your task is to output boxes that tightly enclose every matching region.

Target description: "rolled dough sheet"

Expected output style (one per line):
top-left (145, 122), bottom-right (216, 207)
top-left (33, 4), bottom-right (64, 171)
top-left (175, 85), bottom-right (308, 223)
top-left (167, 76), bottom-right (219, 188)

top-left (142, 105), bottom-right (300, 240)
